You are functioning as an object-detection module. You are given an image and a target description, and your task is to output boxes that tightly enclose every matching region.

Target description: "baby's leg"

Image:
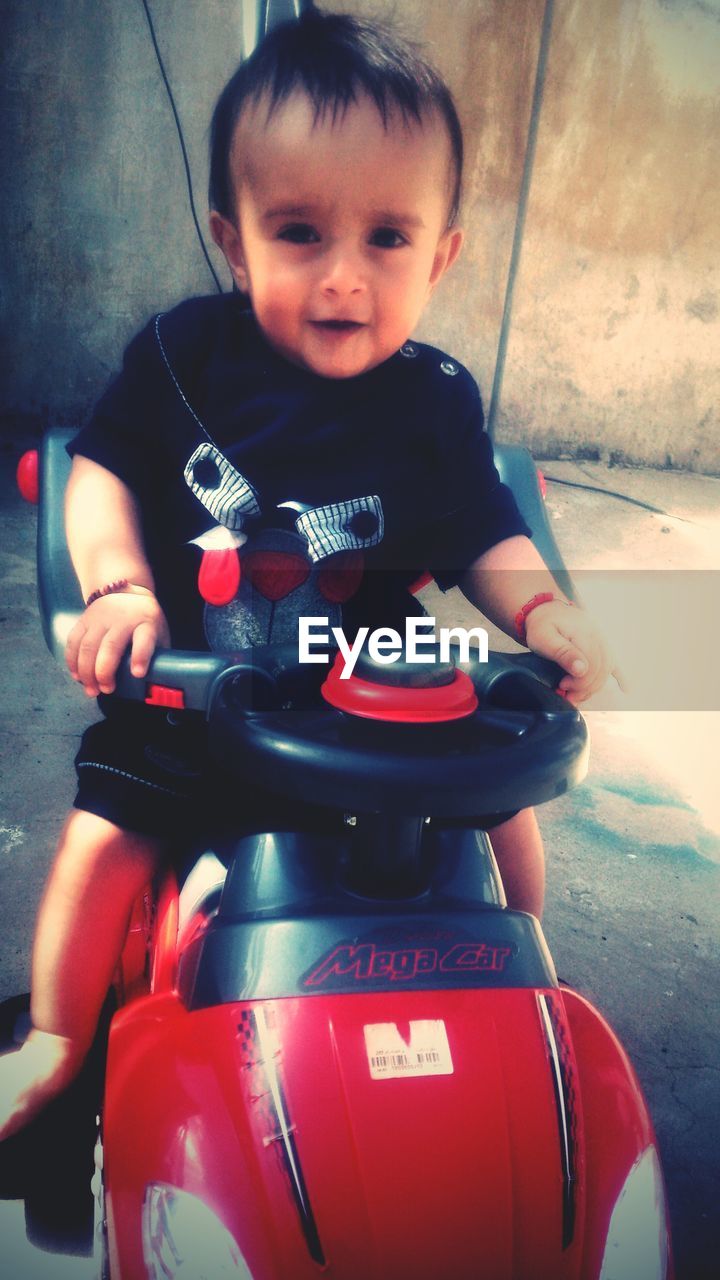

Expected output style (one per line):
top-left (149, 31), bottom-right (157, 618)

top-left (0, 809), bottom-right (162, 1141)
top-left (489, 808), bottom-right (545, 918)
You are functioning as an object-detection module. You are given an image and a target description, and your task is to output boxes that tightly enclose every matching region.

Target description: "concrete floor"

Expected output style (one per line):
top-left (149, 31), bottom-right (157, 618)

top-left (0, 432), bottom-right (718, 1278)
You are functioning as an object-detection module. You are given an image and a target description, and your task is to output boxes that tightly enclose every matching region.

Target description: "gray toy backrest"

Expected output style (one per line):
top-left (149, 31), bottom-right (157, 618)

top-left (38, 430), bottom-right (83, 661)
top-left (36, 428), bottom-right (571, 663)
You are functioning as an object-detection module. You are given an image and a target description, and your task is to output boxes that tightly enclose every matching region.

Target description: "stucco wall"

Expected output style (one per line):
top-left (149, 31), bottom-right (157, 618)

top-left (1, 0), bottom-right (241, 421)
top-left (1, 0), bottom-right (718, 470)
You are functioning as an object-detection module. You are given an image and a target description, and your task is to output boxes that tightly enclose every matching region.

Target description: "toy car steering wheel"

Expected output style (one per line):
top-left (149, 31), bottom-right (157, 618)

top-left (115, 645), bottom-right (588, 818)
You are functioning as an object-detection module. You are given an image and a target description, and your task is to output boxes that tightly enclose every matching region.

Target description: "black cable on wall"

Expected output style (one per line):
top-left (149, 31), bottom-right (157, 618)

top-left (140, 0), bottom-right (224, 293)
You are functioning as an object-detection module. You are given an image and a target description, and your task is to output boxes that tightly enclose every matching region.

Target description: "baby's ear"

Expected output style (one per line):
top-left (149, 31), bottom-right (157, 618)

top-left (209, 212), bottom-right (250, 292)
top-left (428, 226), bottom-right (464, 292)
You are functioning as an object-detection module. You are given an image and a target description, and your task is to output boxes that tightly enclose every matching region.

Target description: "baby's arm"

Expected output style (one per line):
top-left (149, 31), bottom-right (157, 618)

top-left (64, 456), bottom-right (169, 697)
top-left (459, 534), bottom-right (612, 703)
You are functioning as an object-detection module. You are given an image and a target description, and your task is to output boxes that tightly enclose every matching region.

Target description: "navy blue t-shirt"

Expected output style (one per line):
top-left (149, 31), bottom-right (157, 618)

top-left (68, 295), bottom-right (529, 646)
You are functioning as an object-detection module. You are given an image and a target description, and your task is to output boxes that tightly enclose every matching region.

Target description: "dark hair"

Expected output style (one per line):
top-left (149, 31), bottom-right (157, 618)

top-left (209, 9), bottom-right (463, 226)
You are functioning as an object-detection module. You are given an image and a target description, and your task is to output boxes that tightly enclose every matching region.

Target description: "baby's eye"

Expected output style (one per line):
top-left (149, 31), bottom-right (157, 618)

top-left (370, 227), bottom-right (408, 249)
top-left (277, 223), bottom-right (320, 244)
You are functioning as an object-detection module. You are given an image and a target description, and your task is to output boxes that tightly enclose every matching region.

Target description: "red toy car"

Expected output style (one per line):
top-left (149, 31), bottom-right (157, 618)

top-left (93, 637), bottom-right (672, 1280)
top-left (10, 433), bottom-right (673, 1279)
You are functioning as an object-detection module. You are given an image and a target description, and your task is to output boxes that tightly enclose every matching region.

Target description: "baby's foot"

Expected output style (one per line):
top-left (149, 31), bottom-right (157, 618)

top-left (0, 1030), bottom-right (83, 1141)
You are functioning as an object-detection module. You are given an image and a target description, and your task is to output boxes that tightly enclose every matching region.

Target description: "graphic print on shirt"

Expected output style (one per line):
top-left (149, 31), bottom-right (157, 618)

top-left (185, 445), bottom-right (384, 650)
top-left (184, 442), bottom-right (262, 530)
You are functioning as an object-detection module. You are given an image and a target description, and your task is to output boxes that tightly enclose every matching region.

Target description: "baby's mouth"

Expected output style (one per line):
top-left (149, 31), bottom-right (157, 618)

top-left (310, 319), bottom-right (365, 332)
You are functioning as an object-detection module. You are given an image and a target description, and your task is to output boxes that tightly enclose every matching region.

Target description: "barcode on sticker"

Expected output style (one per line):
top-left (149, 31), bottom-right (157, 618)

top-left (364, 1021), bottom-right (453, 1080)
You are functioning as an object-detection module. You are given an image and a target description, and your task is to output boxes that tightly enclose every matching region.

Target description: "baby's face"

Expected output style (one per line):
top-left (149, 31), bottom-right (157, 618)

top-left (213, 92), bottom-right (462, 379)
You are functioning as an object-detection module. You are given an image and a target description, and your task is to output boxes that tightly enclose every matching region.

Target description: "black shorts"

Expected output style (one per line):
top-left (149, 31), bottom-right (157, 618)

top-left (73, 701), bottom-right (319, 843)
top-left (74, 701), bottom-right (518, 841)
top-left (74, 703), bottom-right (227, 839)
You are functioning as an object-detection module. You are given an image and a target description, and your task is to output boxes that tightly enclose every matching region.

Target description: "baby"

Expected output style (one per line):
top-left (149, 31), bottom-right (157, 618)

top-left (0, 10), bottom-right (610, 1140)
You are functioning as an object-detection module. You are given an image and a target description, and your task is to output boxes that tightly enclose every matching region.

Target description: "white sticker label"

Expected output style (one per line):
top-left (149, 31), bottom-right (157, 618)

top-left (364, 1020), bottom-right (453, 1080)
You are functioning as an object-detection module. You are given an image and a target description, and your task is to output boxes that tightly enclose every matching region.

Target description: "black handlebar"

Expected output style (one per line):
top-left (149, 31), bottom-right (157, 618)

top-left (112, 645), bottom-right (588, 818)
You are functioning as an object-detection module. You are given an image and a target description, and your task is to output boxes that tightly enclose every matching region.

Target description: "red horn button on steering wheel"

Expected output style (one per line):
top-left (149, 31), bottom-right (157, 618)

top-left (322, 654), bottom-right (478, 722)
top-left (243, 550), bottom-right (310, 601)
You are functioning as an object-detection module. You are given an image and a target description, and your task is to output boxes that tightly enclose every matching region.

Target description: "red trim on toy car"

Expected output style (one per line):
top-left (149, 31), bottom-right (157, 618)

top-left (321, 654), bottom-right (478, 722)
top-left (145, 684), bottom-right (186, 709)
top-left (17, 449), bottom-right (39, 504)
top-left (151, 871), bottom-right (180, 994)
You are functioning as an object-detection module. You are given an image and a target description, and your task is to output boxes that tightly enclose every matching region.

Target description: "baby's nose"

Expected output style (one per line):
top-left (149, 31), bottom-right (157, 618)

top-left (319, 246), bottom-right (366, 295)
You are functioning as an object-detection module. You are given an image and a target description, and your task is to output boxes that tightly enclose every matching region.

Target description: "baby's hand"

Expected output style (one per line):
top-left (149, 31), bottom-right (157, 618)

top-left (524, 600), bottom-right (613, 704)
top-left (65, 592), bottom-right (170, 697)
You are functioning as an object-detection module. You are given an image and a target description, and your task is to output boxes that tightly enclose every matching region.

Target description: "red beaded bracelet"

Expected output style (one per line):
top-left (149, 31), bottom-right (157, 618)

top-left (514, 592), bottom-right (557, 644)
top-left (85, 579), bottom-right (154, 608)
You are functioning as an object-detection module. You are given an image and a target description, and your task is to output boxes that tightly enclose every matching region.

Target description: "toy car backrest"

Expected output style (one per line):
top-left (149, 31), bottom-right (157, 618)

top-left (36, 427), bottom-right (573, 663)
